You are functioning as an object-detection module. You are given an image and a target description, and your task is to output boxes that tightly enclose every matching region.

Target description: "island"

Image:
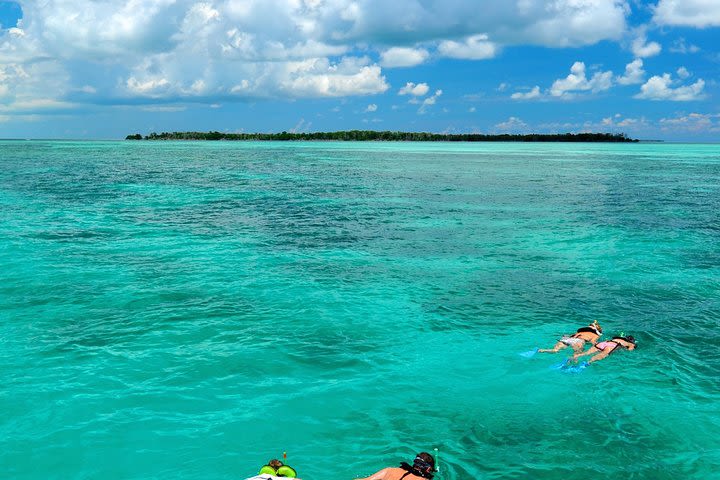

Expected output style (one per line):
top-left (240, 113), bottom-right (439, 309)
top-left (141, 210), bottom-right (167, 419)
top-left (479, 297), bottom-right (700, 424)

top-left (125, 130), bottom-right (637, 142)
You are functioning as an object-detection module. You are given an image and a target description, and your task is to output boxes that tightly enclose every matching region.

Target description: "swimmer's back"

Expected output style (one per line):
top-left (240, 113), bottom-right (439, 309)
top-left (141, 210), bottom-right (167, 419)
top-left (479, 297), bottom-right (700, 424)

top-left (356, 467), bottom-right (425, 480)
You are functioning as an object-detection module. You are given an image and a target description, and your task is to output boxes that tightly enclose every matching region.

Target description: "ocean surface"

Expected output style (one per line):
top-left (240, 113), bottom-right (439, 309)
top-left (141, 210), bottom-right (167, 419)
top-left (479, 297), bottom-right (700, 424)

top-left (1, 140), bottom-right (718, 480)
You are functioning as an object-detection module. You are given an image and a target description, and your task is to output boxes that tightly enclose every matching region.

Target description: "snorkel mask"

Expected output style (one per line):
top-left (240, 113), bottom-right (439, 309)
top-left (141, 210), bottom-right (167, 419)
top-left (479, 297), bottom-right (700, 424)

top-left (412, 455), bottom-right (436, 479)
top-left (258, 465), bottom-right (297, 478)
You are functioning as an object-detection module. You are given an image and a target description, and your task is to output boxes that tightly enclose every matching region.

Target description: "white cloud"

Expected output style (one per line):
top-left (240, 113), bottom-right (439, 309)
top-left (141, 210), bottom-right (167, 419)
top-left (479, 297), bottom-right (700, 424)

top-left (677, 67), bottom-right (690, 79)
top-left (601, 115), bottom-right (647, 128)
top-left (438, 34), bottom-right (497, 60)
top-left (495, 116), bottom-right (528, 132)
top-left (278, 58), bottom-right (389, 98)
top-left (659, 113), bottom-right (720, 133)
top-left (230, 80), bottom-right (250, 93)
top-left (631, 33), bottom-right (661, 58)
top-left (511, 86), bottom-right (541, 100)
top-left (398, 82), bottom-right (430, 97)
top-left (670, 38), bottom-right (700, 54)
top-left (380, 47), bottom-right (429, 68)
top-left (497, 83), bottom-right (509, 92)
top-left (617, 59), bottom-right (645, 85)
top-left (140, 105), bottom-right (187, 112)
top-left (333, 0), bottom-right (630, 47)
top-left (290, 118), bottom-right (311, 133)
top-left (468, 106), bottom-right (476, 112)
top-left (617, 117), bottom-right (641, 127)
top-left (364, 103), bottom-right (377, 112)
top-left (635, 74), bottom-right (705, 101)
top-left (0, 98), bottom-right (76, 113)
top-left (654, 0), bottom-right (720, 28)
top-left (0, 0), bottom-right (631, 112)
top-left (550, 62), bottom-right (614, 97)
top-left (126, 77), bottom-right (170, 96)
top-left (418, 89), bottom-right (442, 114)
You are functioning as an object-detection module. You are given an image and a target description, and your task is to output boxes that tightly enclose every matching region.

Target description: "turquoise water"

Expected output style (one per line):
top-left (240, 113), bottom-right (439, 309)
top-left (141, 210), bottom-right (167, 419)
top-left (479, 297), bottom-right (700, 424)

top-left (1, 141), bottom-right (719, 479)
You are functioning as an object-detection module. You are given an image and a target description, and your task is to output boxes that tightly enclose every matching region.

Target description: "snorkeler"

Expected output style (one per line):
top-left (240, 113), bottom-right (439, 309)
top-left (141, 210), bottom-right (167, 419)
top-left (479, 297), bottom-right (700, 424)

top-left (355, 452), bottom-right (436, 480)
top-left (246, 458), bottom-right (299, 479)
top-left (571, 335), bottom-right (637, 365)
top-left (538, 320), bottom-right (603, 354)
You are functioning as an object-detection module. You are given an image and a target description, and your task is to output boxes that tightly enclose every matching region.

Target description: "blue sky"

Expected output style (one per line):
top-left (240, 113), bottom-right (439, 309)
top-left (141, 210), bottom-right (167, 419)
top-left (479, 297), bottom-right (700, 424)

top-left (0, 0), bottom-right (718, 140)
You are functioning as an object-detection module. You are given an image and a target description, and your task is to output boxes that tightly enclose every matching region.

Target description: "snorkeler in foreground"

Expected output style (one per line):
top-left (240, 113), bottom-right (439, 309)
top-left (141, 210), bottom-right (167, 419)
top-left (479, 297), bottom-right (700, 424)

top-left (246, 458), bottom-right (300, 480)
top-left (572, 335), bottom-right (637, 365)
top-left (538, 320), bottom-right (602, 354)
top-left (355, 452), bottom-right (436, 480)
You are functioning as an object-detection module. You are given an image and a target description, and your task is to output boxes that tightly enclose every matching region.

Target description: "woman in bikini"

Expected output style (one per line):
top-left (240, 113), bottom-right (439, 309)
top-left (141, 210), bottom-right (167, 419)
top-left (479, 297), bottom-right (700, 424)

top-left (355, 452), bottom-right (435, 480)
top-left (538, 320), bottom-right (602, 354)
top-left (572, 335), bottom-right (636, 364)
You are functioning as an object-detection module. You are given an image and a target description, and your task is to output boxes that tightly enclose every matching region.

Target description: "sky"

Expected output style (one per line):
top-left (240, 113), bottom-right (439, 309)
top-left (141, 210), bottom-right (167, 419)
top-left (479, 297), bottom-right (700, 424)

top-left (0, 0), bottom-right (718, 141)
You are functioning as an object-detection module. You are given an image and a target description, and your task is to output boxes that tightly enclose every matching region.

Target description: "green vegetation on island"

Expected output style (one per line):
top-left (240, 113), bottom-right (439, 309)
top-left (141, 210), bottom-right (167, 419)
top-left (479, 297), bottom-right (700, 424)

top-left (125, 130), bottom-right (637, 142)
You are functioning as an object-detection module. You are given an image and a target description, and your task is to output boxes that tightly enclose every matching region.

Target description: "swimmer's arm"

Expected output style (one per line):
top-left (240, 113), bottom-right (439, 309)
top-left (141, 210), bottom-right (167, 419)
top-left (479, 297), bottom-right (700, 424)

top-left (355, 468), bottom-right (391, 480)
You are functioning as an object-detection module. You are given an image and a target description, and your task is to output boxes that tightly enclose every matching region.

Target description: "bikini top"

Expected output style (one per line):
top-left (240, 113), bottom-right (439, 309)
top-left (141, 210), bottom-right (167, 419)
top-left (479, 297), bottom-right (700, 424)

top-left (600, 338), bottom-right (634, 354)
top-left (575, 326), bottom-right (601, 336)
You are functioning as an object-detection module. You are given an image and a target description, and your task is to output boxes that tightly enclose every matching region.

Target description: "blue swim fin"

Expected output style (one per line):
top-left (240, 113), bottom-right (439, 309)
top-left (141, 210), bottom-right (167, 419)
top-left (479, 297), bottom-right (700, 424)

top-left (519, 348), bottom-right (539, 358)
top-left (564, 361), bottom-right (589, 373)
top-left (550, 359), bottom-right (570, 370)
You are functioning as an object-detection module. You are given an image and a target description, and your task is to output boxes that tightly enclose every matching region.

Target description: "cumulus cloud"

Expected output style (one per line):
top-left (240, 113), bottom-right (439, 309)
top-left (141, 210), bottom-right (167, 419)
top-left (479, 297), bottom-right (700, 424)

top-left (653, 0), bottom-right (720, 28)
top-left (380, 47), bottom-right (429, 67)
top-left (495, 116), bottom-right (528, 132)
top-left (617, 59), bottom-right (645, 85)
top-left (0, 0), bottom-right (632, 111)
top-left (277, 58), bottom-right (389, 98)
top-left (511, 86), bottom-right (541, 100)
top-left (677, 67), bottom-right (690, 79)
top-left (635, 73), bottom-right (705, 101)
top-left (601, 114), bottom-right (648, 129)
top-left (126, 77), bottom-right (170, 96)
top-left (364, 103), bottom-right (377, 112)
top-left (418, 89), bottom-right (442, 114)
top-left (398, 82), bottom-right (430, 96)
top-left (670, 38), bottom-right (700, 54)
top-left (438, 34), bottom-right (497, 60)
top-left (550, 62), bottom-right (614, 97)
top-left (631, 32), bottom-right (661, 58)
top-left (659, 113), bottom-right (720, 133)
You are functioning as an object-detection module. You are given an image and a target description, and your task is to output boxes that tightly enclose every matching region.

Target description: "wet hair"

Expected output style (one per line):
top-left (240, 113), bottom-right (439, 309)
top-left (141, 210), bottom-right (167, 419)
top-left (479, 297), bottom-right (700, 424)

top-left (416, 453), bottom-right (434, 468)
top-left (268, 459), bottom-right (283, 469)
top-left (400, 452), bottom-right (436, 479)
top-left (412, 452), bottom-right (435, 479)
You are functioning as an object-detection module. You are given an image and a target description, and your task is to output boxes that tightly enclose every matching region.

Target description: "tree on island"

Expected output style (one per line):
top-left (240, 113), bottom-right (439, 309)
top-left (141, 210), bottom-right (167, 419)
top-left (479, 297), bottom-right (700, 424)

top-left (125, 130), bottom-right (637, 143)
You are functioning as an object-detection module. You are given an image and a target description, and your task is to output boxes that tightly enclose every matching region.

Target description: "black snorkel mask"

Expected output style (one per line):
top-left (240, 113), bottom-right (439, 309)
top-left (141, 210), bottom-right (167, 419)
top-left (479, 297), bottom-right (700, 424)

top-left (400, 456), bottom-right (435, 479)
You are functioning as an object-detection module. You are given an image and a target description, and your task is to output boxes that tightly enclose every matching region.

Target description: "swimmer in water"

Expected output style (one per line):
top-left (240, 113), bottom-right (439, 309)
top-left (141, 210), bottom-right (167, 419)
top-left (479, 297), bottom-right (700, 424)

top-left (538, 320), bottom-right (603, 354)
top-left (355, 452), bottom-right (436, 480)
top-left (572, 335), bottom-right (637, 365)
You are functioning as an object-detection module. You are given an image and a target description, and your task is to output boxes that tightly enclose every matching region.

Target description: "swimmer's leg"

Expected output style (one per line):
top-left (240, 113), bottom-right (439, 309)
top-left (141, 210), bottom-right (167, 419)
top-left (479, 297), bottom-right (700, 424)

top-left (538, 341), bottom-right (567, 353)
